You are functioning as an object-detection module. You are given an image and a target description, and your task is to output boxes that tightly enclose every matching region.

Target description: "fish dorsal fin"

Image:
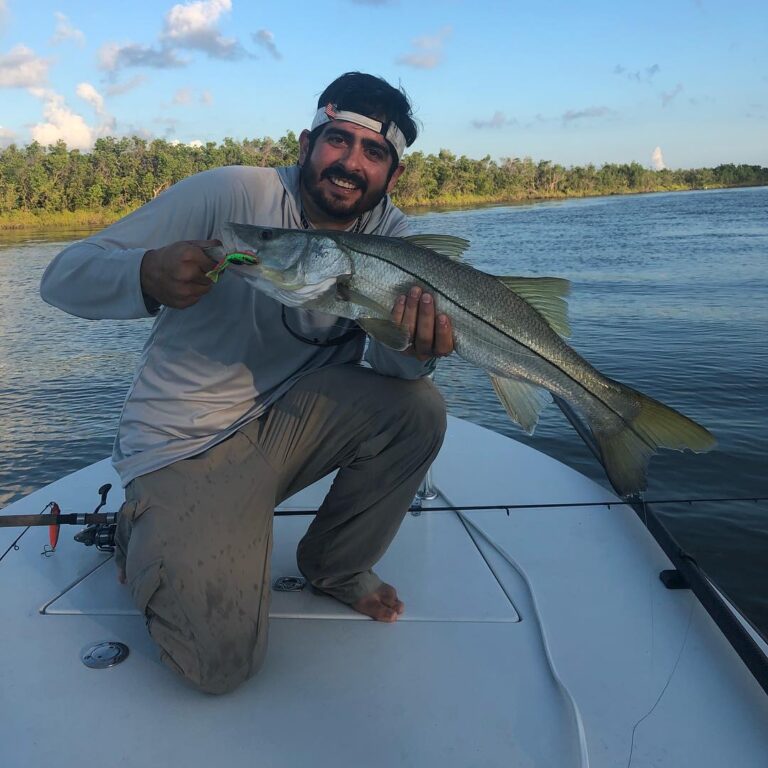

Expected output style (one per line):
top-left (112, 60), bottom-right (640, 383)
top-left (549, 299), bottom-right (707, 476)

top-left (489, 375), bottom-right (552, 434)
top-left (402, 234), bottom-right (470, 260)
top-left (496, 276), bottom-right (571, 337)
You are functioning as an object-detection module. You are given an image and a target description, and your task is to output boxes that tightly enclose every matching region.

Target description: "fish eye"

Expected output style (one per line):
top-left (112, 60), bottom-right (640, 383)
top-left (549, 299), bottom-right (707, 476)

top-left (260, 230), bottom-right (273, 241)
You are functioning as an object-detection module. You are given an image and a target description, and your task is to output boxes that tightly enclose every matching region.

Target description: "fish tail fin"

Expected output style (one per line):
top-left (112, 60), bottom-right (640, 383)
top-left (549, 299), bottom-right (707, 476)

top-left (587, 385), bottom-right (717, 497)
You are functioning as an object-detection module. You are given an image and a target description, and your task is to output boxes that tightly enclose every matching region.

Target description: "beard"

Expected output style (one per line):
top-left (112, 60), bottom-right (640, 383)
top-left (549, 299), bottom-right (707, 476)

top-left (300, 159), bottom-right (389, 222)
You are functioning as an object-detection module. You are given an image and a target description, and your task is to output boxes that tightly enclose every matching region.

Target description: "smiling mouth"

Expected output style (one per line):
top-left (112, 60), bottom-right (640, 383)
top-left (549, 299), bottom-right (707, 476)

top-left (328, 175), bottom-right (360, 191)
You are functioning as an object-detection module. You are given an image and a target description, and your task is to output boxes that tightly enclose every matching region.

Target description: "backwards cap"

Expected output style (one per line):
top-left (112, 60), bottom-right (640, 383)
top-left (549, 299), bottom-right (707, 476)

top-left (311, 103), bottom-right (407, 162)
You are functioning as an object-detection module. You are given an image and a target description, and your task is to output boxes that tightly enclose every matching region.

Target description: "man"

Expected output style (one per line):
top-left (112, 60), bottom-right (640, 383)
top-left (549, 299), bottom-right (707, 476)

top-left (40, 72), bottom-right (451, 694)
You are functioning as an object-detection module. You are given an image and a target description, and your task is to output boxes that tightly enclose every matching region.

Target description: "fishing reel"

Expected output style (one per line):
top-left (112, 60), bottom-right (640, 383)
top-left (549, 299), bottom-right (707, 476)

top-left (73, 484), bottom-right (117, 553)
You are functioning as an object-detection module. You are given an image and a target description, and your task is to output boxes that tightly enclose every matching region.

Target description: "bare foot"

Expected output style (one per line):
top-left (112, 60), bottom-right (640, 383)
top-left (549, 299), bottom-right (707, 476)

top-left (351, 582), bottom-right (405, 622)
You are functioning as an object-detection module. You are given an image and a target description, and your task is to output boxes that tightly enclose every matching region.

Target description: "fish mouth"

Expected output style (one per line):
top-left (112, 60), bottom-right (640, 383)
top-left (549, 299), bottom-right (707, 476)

top-left (257, 267), bottom-right (330, 295)
top-left (255, 270), bottom-right (340, 306)
top-left (258, 266), bottom-right (301, 288)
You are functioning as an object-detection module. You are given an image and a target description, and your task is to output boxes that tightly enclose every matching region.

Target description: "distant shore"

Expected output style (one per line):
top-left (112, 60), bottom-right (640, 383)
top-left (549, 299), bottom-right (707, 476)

top-left (2, 135), bottom-right (765, 231)
top-left (1, 182), bottom-right (763, 231)
top-left (398, 182), bottom-right (736, 212)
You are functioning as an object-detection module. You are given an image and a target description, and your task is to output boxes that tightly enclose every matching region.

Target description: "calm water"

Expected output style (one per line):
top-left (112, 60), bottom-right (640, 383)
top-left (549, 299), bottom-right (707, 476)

top-left (1, 187), bottom-right (766, 636)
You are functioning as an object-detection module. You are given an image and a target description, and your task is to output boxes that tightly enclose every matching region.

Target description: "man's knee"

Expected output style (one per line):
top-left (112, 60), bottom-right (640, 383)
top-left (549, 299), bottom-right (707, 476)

top-left (399, 378), bottom-right (447, 443)
top-left (134, 559), bottom-right (271, 695)
top-left (153, 619), bottom-right (269, 695)
top-left (175, 656), bottom-right (264, 696)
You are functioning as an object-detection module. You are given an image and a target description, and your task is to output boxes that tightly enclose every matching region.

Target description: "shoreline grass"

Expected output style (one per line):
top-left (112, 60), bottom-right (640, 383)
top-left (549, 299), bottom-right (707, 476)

top-left (0, 208), bottom-right (135, 231)
top-left (0, 182), bottom-right (763, 231)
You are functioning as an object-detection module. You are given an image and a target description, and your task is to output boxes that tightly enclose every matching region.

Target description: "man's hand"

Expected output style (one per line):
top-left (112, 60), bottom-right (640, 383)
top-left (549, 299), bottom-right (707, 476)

top-left (140, 240), bottom-right (221, 310)
top-left (392, 286), bottom-right (453, 361)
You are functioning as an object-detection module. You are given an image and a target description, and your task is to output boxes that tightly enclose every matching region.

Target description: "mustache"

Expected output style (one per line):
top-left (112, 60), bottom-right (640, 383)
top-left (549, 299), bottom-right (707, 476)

top-left (320, 164), bottom-right (367, 192)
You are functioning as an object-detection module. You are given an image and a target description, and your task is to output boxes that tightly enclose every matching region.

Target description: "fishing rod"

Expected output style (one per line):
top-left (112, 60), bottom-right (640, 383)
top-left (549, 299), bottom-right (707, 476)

top-left (0, 483), bottom-right (114, 561)
top-left (2, 489), bottom-right (762, 564)
top-left (1, 495), bottom-right (765, 528)
top-left (1, 478), bottom-right (764, 563)
top-left (4, 484), bottom-right (768, 698)
top-left (0, 512), bottom-right (116, 528)
top-left (404, 496), bottom-right (766, 513)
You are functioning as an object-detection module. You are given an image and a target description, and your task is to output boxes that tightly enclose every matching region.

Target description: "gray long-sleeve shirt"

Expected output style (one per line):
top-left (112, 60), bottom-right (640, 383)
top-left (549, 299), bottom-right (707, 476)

top-left (40, 164), bottom-right (432, 485)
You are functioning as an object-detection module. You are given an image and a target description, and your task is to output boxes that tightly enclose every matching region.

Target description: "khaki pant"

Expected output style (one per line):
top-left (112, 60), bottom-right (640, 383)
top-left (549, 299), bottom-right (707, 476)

top-left (115, 364), bottom-right (446, 694)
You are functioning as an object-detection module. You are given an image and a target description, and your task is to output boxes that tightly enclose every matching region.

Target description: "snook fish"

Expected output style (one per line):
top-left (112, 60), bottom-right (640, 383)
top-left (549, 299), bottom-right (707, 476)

top-left (217, 222), bottom-right (716, 497)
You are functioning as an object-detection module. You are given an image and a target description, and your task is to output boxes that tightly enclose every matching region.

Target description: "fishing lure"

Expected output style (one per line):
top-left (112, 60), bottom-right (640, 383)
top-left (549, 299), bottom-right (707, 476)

top-left (206, 251), bottom-right (259, 283)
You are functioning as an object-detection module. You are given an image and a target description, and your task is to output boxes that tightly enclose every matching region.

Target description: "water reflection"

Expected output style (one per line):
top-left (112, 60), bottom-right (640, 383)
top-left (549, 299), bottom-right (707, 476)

top-left (1, 187), bottom-right (767, 634)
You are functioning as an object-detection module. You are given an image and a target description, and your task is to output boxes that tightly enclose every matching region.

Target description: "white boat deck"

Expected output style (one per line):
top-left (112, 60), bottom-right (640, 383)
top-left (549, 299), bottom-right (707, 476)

top-left (1, 416), bottom-right (767, 767)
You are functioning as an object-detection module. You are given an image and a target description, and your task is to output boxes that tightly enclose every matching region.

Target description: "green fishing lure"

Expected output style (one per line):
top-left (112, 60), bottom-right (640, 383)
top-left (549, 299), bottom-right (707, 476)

top-left (206, 251), bottom-right (259, 283)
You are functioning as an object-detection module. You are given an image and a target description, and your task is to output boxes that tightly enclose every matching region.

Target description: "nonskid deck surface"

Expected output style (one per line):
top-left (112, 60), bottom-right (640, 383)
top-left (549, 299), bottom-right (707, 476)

top-left (1, 417), bottom-right (767, 768)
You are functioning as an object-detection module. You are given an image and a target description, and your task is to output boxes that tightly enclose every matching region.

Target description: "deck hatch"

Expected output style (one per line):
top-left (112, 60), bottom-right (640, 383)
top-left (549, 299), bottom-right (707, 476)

top-left (43, 480), bottom-right (520, 622)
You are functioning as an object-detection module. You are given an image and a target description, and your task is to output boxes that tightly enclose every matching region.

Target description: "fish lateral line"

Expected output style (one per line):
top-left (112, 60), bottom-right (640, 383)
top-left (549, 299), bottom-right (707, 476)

top-left (336, 238), bottom-right (640, 425)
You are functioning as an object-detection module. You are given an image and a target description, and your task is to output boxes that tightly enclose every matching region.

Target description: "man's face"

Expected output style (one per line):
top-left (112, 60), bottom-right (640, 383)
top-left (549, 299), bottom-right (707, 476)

top-left (299, 121), bottom-right (404, 225)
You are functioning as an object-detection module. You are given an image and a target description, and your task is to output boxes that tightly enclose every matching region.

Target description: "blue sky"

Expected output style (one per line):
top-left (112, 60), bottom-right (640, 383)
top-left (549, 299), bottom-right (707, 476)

top-left (0, 0), bottom-right (766, 168)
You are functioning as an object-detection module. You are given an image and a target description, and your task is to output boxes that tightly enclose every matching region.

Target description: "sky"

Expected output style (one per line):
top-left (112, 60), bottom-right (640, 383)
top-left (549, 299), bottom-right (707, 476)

top-left (0, 0), bottom-right (766, 169)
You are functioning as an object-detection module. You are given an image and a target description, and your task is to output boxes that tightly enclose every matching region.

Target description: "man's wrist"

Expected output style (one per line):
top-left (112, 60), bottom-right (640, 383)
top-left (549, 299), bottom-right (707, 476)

top-left (140, 249), bottom-right (161, 313)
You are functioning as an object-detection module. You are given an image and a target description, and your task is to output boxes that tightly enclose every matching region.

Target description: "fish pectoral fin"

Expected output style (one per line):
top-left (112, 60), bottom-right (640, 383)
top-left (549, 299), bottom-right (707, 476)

top-left (489, 375), bottom-right (552, 434)
top-left (336, 280), bottom-right (392, 318)
top-left (402, 234), bottom-right (470, 260)
top-left (496, 276), bottom-right (571, 337)
top-left (357, 318), bottom-right (411, 351)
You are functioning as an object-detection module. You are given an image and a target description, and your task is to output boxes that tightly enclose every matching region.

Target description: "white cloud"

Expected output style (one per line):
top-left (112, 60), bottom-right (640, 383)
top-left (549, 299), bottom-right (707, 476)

top-left (29, 87), bottom-right (115, 149)
top-left (472, 111), bottom-right (517, 129)
top-left (562, 106), bottom-right (615, 123)
top-left (0, 45), bottom-right (49, 88)
top-left (613, 63), bottom-right (660, 83)
top-left (166, 138), bottom-right (205, 149)
top-left (154, 116), bottom-right (180, 137)
top-left (100, 0), bottom-right (250, 76)
top-left (162, 0), bottom-right (244, 59)
top-left (123, 124), bottom-right (154, 140)
top-left (98, 43), bottom-right (121, 70)
top-left (76, 82), bottom-right (105, 115)
top-left (164, 0), bottom-right (230, 39)
top-left (171, 87), bottom-right (214, 106)
top-left (29, 90), bottom-right (94, 149)
top-left (661, 83), bottom-right (683, 107)
top-left (51, 12), bottom-right (85, 47)
top-left (252, 29), bottom-right (281, 60)
top-left (397, 26), bottom-right (450, 69)
top-left (99, 41), bottom-right (185, 71)
top-left (169, 135), bottom-right (202, 147)
top-left (105, 74), bottom-right (148, 97)
top-left (651, 146), bottom-right (666, 170)
top-left (173, 87), bottom-right (193, 104)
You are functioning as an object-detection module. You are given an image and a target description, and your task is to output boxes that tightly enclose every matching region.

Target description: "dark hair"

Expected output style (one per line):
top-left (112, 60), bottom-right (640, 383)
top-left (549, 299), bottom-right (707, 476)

top-left (316, 72), bottom-right (418, 147)
top-left (306, 72), bottom-right (418, 173)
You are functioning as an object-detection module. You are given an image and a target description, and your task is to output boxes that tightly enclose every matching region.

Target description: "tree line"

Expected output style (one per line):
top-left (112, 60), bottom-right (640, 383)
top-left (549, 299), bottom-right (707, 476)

top-left (1, 134), bottom-right (766, 227)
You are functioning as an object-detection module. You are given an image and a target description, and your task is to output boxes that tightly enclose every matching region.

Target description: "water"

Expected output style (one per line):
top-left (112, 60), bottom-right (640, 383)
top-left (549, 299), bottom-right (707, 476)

top-left (1, 187), bottom-right (766, 637)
